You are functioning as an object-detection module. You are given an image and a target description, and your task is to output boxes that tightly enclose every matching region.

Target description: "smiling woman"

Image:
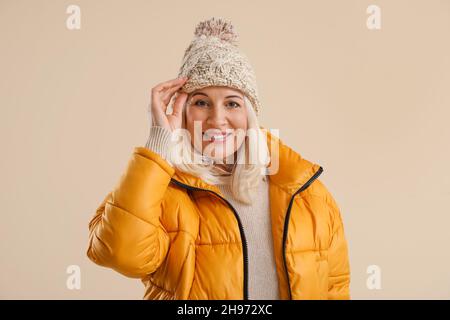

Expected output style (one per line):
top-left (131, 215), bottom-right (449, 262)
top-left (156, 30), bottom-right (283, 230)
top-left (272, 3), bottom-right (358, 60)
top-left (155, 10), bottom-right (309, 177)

top-left (186, 86), bottom-right (249, 163)
top-left (86, 17), bottom-right (350, 300)
top-left (161, 84), bottom-right (270, 205)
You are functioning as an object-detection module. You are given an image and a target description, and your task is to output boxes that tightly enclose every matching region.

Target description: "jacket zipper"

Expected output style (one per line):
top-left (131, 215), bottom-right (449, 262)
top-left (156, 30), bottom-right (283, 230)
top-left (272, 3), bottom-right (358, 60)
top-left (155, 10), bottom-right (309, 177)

top-left (281, 166), bottom-right (323, 300)
top-left (170, 179), bottom-right (249, 300)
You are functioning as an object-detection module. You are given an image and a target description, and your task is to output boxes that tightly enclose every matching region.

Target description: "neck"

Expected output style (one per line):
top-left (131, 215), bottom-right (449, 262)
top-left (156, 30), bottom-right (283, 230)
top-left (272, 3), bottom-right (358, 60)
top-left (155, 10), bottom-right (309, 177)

top-left (212, 151), bottom-right (237, 175)
top-left (214, 163), bottom-right (234, 173)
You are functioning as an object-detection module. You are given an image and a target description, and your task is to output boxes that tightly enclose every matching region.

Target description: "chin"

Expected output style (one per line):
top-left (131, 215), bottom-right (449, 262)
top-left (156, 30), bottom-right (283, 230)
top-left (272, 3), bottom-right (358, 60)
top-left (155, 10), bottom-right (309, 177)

top-left (202, 143), bottom-right (237, 163)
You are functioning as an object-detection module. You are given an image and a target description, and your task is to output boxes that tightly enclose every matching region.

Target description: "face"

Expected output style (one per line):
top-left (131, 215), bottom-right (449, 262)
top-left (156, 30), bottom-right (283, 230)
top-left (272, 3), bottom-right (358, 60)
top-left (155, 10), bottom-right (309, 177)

top-left (184, 86), bottom-right (248, 163)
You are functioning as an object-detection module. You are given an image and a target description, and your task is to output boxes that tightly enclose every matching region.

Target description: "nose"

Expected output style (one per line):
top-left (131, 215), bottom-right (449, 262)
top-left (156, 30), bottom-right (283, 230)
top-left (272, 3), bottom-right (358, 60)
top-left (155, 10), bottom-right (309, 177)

top-left (206, 106), bottom-right (228, 127)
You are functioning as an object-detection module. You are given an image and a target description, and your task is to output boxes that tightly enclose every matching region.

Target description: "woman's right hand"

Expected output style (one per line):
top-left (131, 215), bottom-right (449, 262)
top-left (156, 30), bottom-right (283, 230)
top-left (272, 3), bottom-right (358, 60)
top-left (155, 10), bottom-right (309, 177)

top-left (149, 77), bottom-right (189, 132)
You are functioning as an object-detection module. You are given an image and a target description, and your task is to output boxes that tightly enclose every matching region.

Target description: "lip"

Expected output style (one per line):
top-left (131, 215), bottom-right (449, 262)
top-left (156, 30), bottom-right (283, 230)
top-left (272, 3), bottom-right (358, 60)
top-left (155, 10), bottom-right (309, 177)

top-left (202, 131), bottom-right (233, 143)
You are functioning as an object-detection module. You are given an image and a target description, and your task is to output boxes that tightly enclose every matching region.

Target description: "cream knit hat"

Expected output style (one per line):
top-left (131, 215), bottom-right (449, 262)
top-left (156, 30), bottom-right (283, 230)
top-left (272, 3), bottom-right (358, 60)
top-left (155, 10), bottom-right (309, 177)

top-left (177, 17), bottom-right (261, 115)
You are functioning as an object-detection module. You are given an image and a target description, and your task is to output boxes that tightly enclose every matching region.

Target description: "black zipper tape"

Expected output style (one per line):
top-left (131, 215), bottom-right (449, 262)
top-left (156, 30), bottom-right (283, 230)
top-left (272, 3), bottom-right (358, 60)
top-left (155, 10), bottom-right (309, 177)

top-left (281, 166), bottom-right (323, 300)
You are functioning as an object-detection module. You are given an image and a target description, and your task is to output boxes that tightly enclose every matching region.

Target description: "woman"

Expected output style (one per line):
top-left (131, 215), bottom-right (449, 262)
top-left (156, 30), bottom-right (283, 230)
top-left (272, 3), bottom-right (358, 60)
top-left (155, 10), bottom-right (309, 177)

top-left (87, 17), bottom-right (350, 300)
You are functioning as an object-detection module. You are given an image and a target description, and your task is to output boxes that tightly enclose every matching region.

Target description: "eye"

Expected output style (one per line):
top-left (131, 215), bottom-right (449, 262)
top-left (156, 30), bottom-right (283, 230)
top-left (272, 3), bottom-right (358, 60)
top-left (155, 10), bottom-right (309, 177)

top-left (226, 101), bottom-right (241, 108)
top-left (194, 99), bottom-right (209, 107)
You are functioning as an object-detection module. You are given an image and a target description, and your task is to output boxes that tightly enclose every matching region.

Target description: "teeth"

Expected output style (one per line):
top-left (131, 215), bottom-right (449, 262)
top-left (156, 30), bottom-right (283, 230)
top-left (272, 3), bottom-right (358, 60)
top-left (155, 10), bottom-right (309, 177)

top-left (213, 135), bottom-right (226, 141)
top-left (203, 132), bottom-right (230, 141)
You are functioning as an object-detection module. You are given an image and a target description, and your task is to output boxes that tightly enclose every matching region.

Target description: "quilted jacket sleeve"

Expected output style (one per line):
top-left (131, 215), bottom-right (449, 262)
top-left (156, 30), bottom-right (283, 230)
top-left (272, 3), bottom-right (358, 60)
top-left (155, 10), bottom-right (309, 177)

top-left (87, 147), bottom-right (175, 278)
top-left (326, 192), bottom-right (351, 299)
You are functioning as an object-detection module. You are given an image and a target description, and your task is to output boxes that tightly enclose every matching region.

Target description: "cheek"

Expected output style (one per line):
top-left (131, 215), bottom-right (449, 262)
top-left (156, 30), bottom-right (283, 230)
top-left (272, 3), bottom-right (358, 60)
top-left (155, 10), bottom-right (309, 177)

top-left (230, 113), bottom-right (248, 149)
top-left (188, 107), bottom-right (208, 120)
top-left (230, 112), bottom-right (248, 131)
top-left (186, 109), bottom-right (207, 135)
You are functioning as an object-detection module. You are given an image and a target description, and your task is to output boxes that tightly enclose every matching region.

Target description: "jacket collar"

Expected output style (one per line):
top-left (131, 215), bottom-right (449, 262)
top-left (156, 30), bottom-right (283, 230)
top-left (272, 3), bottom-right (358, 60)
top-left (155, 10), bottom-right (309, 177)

top-left (171, 126), bottom-right (323, 196)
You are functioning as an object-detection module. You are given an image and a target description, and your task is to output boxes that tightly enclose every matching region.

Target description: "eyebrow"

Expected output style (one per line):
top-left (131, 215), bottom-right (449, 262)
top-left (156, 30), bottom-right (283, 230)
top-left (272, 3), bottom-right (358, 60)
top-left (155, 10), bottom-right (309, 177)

top-left (191, 92), bottom-right (244, 100)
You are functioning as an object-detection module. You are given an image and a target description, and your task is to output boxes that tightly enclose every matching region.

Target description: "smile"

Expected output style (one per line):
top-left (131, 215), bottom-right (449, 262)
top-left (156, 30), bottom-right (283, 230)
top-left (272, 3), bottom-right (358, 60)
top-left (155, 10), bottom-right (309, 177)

top-left (202, 131), bottom-right (233, 143)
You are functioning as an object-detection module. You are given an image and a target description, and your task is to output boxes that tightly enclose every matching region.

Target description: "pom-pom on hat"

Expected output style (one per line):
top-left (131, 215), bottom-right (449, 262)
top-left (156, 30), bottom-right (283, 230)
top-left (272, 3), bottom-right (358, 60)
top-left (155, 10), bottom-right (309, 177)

top-left (177, 17), bottom-right (261, 115)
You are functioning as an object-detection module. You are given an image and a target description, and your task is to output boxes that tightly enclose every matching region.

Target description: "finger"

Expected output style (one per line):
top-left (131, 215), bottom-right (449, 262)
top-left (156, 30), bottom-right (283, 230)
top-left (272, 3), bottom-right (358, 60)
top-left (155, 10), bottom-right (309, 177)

top-left (161, 81), bottom-right (186, 105)
top-left (172, 92), bottom-right (188, 117)
top-left (153, 77), bottom-right (188, 93)
top-left (151, 77), bottom-right (188, 114)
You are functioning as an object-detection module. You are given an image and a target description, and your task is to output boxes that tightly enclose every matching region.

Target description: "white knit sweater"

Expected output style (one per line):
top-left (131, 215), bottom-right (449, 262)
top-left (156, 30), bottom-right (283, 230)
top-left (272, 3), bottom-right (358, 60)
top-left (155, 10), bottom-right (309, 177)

top-left (145, 126), bottom-right (280, 300)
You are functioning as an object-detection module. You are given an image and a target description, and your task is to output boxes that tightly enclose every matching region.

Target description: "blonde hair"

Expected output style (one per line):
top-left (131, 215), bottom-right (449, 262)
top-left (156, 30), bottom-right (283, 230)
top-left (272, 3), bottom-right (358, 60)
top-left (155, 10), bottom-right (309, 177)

top-left (168, 94), bottom-right (270, 205)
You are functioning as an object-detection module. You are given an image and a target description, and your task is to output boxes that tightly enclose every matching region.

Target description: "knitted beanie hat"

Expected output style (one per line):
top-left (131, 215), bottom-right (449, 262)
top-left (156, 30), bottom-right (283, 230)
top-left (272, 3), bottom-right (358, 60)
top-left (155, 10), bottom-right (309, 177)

top-left (177, 17), bottom-right (261, 115)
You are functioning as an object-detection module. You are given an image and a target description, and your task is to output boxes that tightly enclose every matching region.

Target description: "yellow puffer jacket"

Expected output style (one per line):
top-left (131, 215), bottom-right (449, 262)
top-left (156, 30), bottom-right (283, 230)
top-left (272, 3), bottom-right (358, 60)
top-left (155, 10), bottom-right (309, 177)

top-left (87, 129), bottom-right (350, 300)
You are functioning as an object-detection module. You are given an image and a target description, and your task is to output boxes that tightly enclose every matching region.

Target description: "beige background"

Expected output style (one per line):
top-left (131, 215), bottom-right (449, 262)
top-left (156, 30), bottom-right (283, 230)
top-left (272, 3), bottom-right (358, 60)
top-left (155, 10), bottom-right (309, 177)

top-left (1, 0), bottom-right (449, 299)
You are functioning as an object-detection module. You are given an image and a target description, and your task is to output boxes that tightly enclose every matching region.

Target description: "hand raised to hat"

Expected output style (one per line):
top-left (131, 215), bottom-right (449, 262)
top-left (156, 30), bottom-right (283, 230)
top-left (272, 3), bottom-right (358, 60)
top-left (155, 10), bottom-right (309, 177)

top-left (149, 77), bottom-right (189, 132)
